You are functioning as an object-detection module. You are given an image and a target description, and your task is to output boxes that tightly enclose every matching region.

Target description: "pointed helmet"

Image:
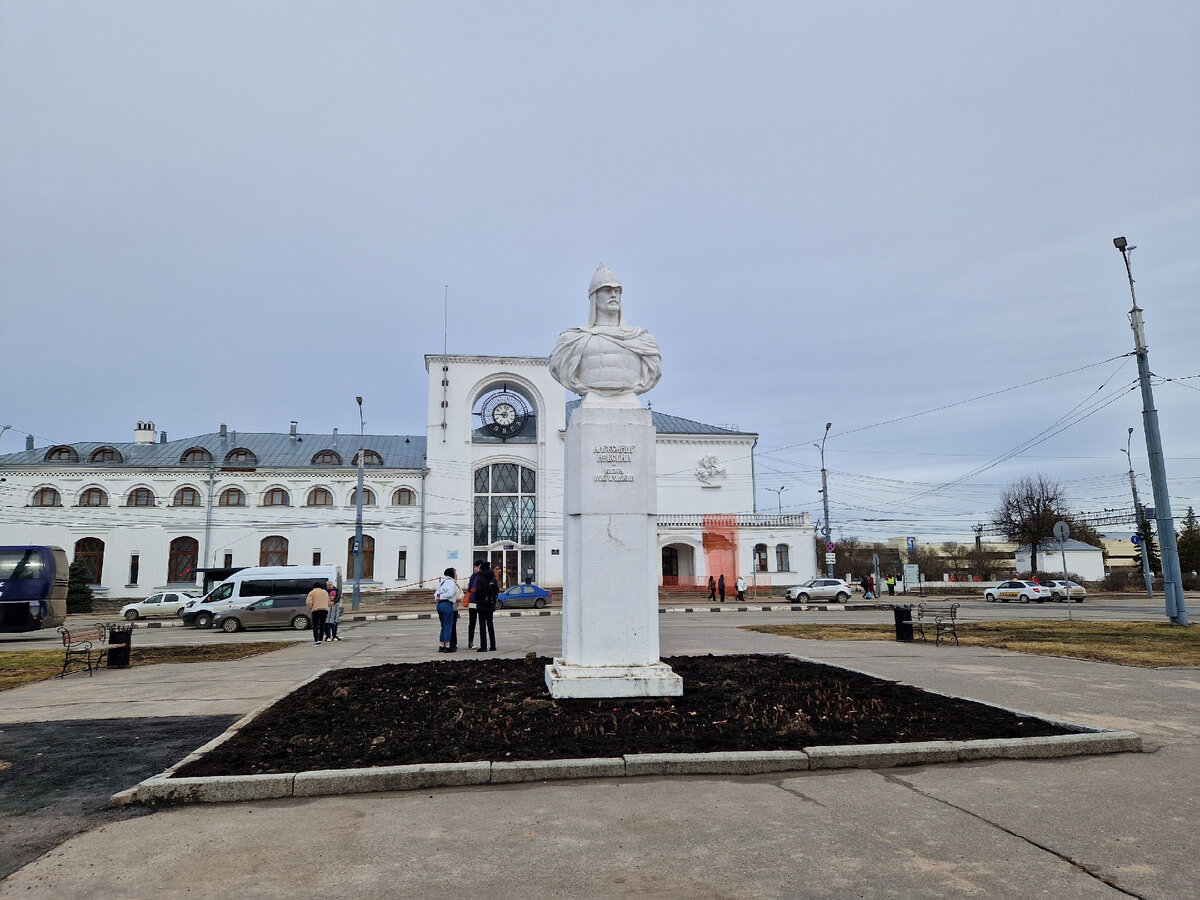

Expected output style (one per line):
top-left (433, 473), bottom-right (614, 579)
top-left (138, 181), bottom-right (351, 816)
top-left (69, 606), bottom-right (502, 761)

top-left (588, 263), bottom-right (621, 296)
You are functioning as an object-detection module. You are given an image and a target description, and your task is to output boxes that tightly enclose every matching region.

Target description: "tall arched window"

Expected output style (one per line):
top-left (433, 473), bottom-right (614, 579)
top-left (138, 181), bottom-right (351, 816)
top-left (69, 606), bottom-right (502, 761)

top-left (473, 463), bottom-right (537, 592)
top-left (347, 534), bottom-right (375, 579)
top-left (89, 446), bottom-right (123, 463)
top-left (259, 535), bottom-right (288, 566)
top-left (754, 543), bottom-right (769, 572)
top-left (392, 488), bottom-right (416, 506)
top-left (219, 487), bottom-right (246, 506)
top-left (168, 537), bottom-right (199, 583)
top-left (74, 537), bottom-right (105, 584)
top-left (181, 447), bottom-right (213, 464)
top-left (350, 488), bottom-right (376, 506)
top-left (776, 544), bottom-right (791, 572)
top-left (79, 487), bottom-right (108, 507)
top-left (173, 487), bottom-right (201, 507)
top-left (307, 487), bottom-right (333, 506)
top-left (262, 488), bottom-right (290, 507)
top-left (31, 487), bottom-right (61, 507)
top-left (45, 446), bottom-right (79, 462)
top-left (311, 450), bottom-right (342, 465)
top-left (127, 487), bottom-right (156, 507)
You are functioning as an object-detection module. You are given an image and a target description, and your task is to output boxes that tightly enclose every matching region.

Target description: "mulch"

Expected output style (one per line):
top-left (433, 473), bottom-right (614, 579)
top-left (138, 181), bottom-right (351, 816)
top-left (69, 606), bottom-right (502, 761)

top-left (174, 654), bottom-right (1072, 777)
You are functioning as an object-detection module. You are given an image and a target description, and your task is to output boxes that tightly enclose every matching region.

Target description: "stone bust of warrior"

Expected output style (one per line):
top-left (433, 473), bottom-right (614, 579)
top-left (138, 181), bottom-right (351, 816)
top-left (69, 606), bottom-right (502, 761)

top-left (549, 264), bottom-right (662, 406)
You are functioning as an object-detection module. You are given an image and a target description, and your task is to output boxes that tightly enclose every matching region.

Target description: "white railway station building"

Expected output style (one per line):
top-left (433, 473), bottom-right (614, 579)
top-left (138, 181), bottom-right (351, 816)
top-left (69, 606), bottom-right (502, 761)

top-left (0, 355), bottom-right (815, 600)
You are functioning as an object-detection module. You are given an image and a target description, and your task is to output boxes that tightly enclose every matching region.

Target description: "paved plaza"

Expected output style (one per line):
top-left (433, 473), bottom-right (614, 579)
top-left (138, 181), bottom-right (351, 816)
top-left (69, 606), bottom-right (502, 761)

top-left (0, 609), bottom-right (1196, 898)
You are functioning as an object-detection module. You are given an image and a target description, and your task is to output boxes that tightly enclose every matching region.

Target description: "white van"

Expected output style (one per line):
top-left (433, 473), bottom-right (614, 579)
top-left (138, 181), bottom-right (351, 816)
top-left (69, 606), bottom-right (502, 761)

top-left (181, 565), bottom-right (342, 628)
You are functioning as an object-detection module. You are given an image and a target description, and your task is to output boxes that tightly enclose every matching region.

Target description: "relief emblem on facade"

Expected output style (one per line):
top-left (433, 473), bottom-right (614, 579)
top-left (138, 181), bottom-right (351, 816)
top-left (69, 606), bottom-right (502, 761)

top-left (694, 455), bottom-right (726, 488)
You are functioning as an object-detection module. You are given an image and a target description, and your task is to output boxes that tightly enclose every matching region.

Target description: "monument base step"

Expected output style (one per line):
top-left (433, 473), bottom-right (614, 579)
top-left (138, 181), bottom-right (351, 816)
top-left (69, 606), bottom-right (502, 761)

top-left (544, 658), bottom-right (684, 699)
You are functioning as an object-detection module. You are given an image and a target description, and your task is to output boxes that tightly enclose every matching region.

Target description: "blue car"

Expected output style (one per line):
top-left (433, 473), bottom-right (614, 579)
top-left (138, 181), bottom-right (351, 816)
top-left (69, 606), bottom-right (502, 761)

top-left (497, 584), bottom-right (551, 609)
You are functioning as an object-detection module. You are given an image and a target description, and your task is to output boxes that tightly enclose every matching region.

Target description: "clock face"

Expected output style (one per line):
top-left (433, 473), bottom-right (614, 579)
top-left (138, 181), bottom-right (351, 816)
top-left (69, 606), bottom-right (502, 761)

top-left (479, 391), bottom-right (530, 439)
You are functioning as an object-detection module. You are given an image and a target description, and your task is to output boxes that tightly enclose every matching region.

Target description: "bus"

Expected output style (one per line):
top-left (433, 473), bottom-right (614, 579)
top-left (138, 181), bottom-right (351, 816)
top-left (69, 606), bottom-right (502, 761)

top-left (0, 546), bottom-right (69, 632)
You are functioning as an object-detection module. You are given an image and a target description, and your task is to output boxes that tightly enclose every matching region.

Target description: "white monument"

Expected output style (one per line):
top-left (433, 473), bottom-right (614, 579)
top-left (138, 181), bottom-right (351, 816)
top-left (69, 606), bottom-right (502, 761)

top-left (545, 264), bottom-right (684, 698)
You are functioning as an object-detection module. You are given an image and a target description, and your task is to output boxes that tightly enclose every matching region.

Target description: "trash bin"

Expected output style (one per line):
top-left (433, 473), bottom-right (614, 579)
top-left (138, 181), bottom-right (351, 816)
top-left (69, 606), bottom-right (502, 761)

top-left (105, 623), bottom-right (135, 668)
top-left (892, 605), bottom-right (914, 642)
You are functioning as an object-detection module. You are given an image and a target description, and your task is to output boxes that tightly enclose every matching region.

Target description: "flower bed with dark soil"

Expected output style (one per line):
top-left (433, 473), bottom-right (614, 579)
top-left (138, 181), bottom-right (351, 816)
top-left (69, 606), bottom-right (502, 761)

top-left (175, 654), bottom-right (1074, 777)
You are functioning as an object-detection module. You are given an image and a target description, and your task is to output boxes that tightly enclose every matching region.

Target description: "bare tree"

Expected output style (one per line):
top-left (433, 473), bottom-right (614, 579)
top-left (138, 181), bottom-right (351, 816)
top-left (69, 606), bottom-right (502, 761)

top-left (992, 475), bottom-right (1066, 573)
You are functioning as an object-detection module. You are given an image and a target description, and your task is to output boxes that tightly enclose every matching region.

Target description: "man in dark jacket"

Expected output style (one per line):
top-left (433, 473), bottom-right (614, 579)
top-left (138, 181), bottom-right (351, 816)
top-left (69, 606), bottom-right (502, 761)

top-left (718, 574), bottom-right (726, 603)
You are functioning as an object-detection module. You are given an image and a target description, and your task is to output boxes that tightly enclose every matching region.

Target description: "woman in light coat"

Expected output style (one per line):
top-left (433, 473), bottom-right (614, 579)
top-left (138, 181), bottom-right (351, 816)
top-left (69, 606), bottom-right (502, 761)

top-left (434, 568), bottom-right (458, 653)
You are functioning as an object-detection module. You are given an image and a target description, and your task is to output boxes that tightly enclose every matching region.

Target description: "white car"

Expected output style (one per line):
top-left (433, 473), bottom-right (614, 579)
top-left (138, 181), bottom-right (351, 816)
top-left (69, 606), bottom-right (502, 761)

top-left (1041, 580), bottom-right (1087, 602)
top-left (786, 579), bottom-right (854, 602)
top-left (983, 580), bottom-right (1050, 603)
top-left (120, 590), bottom-right (199, 620)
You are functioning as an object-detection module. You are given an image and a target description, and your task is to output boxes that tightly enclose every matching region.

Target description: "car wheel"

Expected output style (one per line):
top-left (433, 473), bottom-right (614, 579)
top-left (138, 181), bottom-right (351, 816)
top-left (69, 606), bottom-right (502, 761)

top-left (796, 592), bottom-right (810, 602)
top-left (221, 618), bottom-right (241, 633)
top-left (175, 607), bottom-right (187, 615)
top-left (124, 609), bottom-right (139, 620)
top-left (985, 594), bottom-right (995, 602)
top-left (1020, 595), bottom-right (1030, 603)
top-left (835, 592), bottom-right (850, 601)
top-left (291, 615), bottom-right (310, 631)
top-left (534, 598), bottom-right (546, 609)
top-left (195, 612), bottom-right (213, 628)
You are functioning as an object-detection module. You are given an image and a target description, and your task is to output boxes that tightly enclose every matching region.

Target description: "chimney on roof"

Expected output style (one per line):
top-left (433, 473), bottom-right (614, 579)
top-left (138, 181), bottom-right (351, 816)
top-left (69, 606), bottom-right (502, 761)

top-left (219, 423), bottom-right (227, 440)
top-left (289, 421), bottom-right (298, 440)
top-left (332, 428), bottom-right (339, 446)
top-left (160, 432), bottom-right (167, 443)
top-left (26, 435), bottom-right (34, 451)
top-left (134, 420), bottom-right (156, 444)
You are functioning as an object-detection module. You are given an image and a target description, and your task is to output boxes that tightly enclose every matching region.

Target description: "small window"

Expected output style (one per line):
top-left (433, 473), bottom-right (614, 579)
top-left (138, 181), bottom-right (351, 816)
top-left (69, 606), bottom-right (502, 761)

top-left (224, 448), bottom-right (257, 466)
top-left (127, 487), bottom-right (156, 507)
top-left (181, 447), bottom-right (213, 464)
top-left (350, 488), bottom-right (376, 506)
top-left (312, 551), bottom-right (322, 565)
top-left (307, 488), bottom-right (333, 507)
top-left (262, 488), bottom-right (290, 507)
top-left (753, 543), bottom-right (769, 573)
top-left (219, 488), bottom-right (246, 507)
top-left (45, 445), bottom-right (79, 462)
top-left (353, 449), bottom-right (383, 466)
top-left (89, 446), bottom-right (123, 463)
top-left (31, 487), bottom-right (61, 507)
top-left (222, 553), bottom-right (233, 568)
top-left (79, 487), bottom-right (108, 507)
top-left (311, 450), bottom-right (342, 465)
top-left (397, 550), bottom-right (408, 579)
top-left (776, 544), bottom-right (790, 573)
top-left (173, 487), bottom-right (201, 507)
top-left (392, 487), bottom-right (416, 506)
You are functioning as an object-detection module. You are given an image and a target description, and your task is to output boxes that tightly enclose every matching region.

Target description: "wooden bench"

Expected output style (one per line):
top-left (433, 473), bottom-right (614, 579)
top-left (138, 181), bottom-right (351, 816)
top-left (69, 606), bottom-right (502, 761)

top-left (57, 623), bottom-right (132, 677)
top-left (935, 604), bottom-right (960, 646)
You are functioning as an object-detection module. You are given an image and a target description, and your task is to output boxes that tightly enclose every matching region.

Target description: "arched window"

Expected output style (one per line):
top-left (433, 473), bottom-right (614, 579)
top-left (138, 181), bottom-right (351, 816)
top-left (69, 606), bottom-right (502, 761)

top-left (74, 537), bottom-right (105, 584)
top-left (392, 487), bottom-right (416, 506)
top-left (347, 534), bottom-right (375, 579)
top-left (307, 487), bottom-right (333, 507)
top-left (45, 446), bottom-right (79, 462)
top-left (350, 487), bottom-right (376, 507)
top-left (754, 543), bottom-right (769, 572)
top-left (259, 535), bottom-right (288, 566)
top-left (224, 448), bottom-right (257, 466)
top-left (776, 544), bottom-right (791, 572)
top-left (31, 487), bottom-right (61, 507)
top-left (219, 487), bottom-right (246, 507)
top-left (168, 537), bottom-right (199, 583)
top-left (311, 450), bottom-right (342, 465)
top-left (353, 449), bottom-right (383, 466)
top-left (127, 487), bottom-right (156, 507)
top-left (79, 487), bottom-right (108, 507)
top-left (173, 487), bottom-right (201, 507)
top-left (89, 446), bottom-right (123, 463)
top-left (181, 447), bottom-right (213, 464)
top-left (262, 488), bottom-right (290, 507)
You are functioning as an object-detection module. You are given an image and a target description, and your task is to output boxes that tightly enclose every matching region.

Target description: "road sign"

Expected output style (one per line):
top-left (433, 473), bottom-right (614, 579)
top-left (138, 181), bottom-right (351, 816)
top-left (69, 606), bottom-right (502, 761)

top-left (1053, 520), bottom-right (1070, 543)
top-left (826, 542), bottom-right (835, 552)
top-left (824, 553), bottom-right (836, 563)
top-left (1131, 533), bottom-right (1141, 545)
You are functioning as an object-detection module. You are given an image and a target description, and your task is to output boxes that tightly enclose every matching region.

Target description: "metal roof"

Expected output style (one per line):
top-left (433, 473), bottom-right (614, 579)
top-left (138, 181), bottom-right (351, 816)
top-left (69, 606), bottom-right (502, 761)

top-left (0, 432), bottom-right (428, 470)
top-left (565, 400), bottom-right (753, 436)
top-left (1017, 539), bottom-right (1103, 553)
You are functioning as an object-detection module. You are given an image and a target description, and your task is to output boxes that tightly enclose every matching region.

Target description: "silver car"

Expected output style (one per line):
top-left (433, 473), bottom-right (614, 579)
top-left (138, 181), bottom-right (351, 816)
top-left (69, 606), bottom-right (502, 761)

top-left (120, 590), bottom-right (199, 620)
top-left (1041, 580), bottom-right (1087, 602)
top-left (785, 579), bottom-right (854, 602)
top-left (211, 595), bottom-right (312, 633)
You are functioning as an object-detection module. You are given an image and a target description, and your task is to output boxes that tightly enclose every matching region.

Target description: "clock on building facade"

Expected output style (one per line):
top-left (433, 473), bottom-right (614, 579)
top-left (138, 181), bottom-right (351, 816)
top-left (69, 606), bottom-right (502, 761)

top-left (479, 390), bottom-right (531, 439)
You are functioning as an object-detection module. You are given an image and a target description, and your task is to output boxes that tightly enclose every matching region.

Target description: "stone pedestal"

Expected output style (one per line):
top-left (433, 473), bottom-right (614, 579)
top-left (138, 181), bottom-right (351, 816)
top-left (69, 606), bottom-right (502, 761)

top-left (545, 403), bottom-right (683, 698)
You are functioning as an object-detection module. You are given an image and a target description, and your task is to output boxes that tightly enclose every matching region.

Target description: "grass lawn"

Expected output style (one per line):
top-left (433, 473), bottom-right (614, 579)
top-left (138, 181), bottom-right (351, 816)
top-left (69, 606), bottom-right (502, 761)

top-left (0, 642), bottom-right (300, 692)
top-left (745, 621), bottom-right (1199, 668)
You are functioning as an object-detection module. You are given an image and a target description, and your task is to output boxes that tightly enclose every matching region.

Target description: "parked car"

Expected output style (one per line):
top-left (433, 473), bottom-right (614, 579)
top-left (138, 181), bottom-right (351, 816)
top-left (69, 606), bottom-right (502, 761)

top-left (181, 564), bottom-right (340, 627)
top-left (120, 590), bottom-right (199, 620)
top-left (983, 580), bottom-right (1050, 603)
top-left (1041, 580), bottom-right (1087, 602)
top-left (785, 579), bottom-right (854, 602)
top-left (496, 584), bottom-right (551, 609)
top-left (210, 595), bottom-right (312, 633)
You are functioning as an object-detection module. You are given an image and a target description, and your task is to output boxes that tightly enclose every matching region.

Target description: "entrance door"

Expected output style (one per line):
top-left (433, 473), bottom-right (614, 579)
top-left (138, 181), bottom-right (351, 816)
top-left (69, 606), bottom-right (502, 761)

top-left (490, 549), bottom-right (518, 591)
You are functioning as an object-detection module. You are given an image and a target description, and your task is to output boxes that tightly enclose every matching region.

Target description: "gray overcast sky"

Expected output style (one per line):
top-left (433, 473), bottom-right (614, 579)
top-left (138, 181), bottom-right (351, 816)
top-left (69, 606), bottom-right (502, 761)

top-left (2, 1), bottom-right (1197, 542)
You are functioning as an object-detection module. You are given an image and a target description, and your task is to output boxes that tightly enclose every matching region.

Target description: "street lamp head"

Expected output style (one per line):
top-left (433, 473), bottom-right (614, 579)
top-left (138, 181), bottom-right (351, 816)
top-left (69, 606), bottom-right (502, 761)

top-left (1113, 236), bottom-right (1127, 251)
top-left (355, 396), bottom-right (363, 406)
top-left (824, 422), bottom-right (832, 432)
top-left (1127, 427), bottom-right (1134, 436)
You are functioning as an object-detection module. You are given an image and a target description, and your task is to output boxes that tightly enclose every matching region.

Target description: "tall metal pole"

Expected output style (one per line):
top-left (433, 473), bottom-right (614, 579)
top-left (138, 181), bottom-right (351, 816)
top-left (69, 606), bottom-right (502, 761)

top-left (353, 396), bottom-right (365, 612)
top-left (1121, 427), bottom-right (1154, 598)
top-left (202, 459), bottom-right (216, 570)
top-left (767, 485), bottom-right (787, 515)
top-left (1114, 238), bottom-right (1187, 625)
top-left (817, 423), bottom-right (833, 577)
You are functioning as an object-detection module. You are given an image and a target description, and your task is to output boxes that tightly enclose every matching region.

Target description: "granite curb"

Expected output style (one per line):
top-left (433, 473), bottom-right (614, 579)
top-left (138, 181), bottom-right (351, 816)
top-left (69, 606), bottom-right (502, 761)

top-left (116, 730), bottom-right (1141, 807)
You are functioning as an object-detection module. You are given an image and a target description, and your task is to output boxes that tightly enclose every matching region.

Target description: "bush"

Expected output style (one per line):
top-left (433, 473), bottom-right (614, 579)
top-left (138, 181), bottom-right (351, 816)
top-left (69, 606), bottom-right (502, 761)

top-left (66, 560), bottom-right (94, 614)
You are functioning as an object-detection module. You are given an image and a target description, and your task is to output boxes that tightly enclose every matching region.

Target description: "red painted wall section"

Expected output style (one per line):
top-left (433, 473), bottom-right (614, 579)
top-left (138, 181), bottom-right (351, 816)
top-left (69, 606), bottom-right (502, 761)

top-left (702, 514), bottom-right (739, 582)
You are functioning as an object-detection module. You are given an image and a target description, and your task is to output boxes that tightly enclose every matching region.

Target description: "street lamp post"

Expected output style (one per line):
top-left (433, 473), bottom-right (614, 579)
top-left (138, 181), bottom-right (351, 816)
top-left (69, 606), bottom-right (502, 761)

top-left (1120, 427), bottom-right (1154, 598)
top-left (1114, 237), bottom-right (1187, 625)
top-left (353, 397), bottom-right (365, 612)
top-left (816, 423), bottom-right (833, 577)
top-left (766, 485), bottom-right (787, 515)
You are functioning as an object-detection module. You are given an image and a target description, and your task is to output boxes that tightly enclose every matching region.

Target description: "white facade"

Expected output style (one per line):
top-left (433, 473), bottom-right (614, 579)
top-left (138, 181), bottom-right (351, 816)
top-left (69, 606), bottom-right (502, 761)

top-left (1015, 540), bottom-right (1105, 582)
top-left (0, 356), bottom-right (816, 599)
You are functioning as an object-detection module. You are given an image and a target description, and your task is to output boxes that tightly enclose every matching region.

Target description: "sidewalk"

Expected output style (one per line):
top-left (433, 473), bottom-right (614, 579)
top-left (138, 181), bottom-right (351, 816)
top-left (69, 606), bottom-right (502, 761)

top-left (1, 616), bottom-right (1195, 898)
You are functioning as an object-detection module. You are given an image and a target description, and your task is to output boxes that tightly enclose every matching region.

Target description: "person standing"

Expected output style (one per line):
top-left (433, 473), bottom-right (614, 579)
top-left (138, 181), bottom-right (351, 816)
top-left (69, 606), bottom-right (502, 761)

top-left (475, 562), bottom-right (498, 652)
top-left (707, 575), bottom-right (716, 601)
top-left (325, 581), bottom-right (343, 641)
top-left (466, 560), bottom-right (482, 649)
top-left (305, 581), bottom-right (331, 647)
top-left (860, 575), bottom-right (873, 600)
top-left (735, 576), bottom-right (747, 602)
top-left (718, 574), bottom-right (726, 603)
top-left (886, 574), bottom-right (896, 596)
top-left (434, 568), bottom-right (458, 653)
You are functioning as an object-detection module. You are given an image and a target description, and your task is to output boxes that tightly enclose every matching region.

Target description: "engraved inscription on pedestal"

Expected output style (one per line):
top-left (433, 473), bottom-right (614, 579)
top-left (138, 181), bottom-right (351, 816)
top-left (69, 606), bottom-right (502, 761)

top-left (594, 443), bottom-right (635, 482)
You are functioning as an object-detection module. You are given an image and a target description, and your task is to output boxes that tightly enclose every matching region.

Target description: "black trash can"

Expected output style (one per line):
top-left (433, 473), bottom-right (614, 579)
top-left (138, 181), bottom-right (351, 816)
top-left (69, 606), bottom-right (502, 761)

top-left (892, 606), bottom-right (914, 642)
top-left (105, 623), bottom-right (134, 668)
